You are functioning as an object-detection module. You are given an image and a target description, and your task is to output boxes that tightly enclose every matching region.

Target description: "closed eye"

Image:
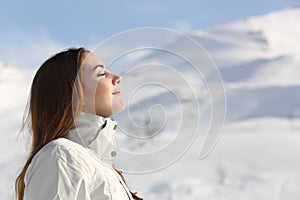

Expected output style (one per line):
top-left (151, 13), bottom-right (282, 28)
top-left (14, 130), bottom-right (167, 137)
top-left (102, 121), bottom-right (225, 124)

top-left (97, 72), bottom-right (105, 77)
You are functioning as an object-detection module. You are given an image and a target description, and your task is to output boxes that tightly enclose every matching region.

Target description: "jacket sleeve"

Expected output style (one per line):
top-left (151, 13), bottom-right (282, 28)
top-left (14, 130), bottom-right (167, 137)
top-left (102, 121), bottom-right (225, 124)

top-left (24, 147), bottom-right (93, 200)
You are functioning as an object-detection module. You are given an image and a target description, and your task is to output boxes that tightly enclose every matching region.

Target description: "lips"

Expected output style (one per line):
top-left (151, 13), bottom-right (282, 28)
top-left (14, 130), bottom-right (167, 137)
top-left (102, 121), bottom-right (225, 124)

top-left (112, 90), bottom-right (120, 95)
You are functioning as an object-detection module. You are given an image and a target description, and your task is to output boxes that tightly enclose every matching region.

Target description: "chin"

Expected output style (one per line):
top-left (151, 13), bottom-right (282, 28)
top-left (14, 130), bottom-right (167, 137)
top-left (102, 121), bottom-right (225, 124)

top-left (112, 99), bottom-right (126, 115)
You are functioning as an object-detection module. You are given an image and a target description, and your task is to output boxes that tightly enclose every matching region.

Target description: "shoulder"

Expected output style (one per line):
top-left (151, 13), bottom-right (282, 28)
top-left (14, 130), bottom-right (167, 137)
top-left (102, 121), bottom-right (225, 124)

top-left (36, 138), bottom-right (89, 161)
top-left (27, 138), bottom-right (95, 177)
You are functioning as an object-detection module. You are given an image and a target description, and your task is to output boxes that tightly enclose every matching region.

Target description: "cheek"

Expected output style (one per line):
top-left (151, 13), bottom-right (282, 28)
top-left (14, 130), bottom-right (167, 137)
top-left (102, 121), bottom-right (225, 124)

top-left (81, 74), bottom-right (98, 94)
top-left (95, 81), bottom-right (111, 101)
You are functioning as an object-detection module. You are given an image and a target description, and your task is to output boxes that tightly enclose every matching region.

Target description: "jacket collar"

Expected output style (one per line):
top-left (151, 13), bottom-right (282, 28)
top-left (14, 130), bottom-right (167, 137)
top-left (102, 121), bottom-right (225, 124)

top-left (66, 112), bottom-right (118, 166)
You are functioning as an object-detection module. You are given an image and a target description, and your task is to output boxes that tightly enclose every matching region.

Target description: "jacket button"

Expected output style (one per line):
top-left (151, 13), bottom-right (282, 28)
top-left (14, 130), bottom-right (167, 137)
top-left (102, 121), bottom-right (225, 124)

top-left (111, 151), bottom-right (117, 157)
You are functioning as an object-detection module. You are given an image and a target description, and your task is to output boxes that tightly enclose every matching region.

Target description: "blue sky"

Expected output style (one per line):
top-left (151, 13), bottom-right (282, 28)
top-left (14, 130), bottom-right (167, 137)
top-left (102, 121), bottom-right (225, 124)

top-left (0, 0), bottom-right (299, 68)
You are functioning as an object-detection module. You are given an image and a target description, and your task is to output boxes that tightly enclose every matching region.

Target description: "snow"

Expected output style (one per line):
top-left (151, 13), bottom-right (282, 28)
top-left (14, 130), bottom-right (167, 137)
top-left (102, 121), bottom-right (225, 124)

top-left (1, 7), bottom-right (300, 200)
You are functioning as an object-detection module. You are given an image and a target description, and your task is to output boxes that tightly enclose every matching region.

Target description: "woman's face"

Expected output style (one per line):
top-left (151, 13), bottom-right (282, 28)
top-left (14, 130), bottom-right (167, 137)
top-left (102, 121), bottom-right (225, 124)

top-left (80, 52), bottom-right (125, 117)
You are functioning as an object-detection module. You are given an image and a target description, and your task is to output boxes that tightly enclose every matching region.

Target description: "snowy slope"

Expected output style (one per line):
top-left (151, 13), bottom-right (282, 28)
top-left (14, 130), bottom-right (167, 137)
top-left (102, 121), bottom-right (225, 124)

top-left (196, 8), bottom-right (300, 121)
top-left (1, 7), bottom-right (300, 200)
top-left (200, 7), bottom-right (300, 121)
top-left (118, 7), bottom-right (300, 122)
top-left (113, 7), bottom-right (300, 200)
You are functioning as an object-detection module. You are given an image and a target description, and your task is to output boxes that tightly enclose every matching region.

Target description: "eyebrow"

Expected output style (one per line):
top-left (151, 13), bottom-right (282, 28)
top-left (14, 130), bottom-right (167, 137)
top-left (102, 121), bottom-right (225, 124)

top-left (93, 65), bottom-right (105, 71)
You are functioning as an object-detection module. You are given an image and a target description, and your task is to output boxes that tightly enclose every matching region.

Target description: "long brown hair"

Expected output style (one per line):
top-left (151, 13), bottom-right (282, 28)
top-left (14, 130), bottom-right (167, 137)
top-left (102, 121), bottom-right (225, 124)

top-left (15, 47), bottom-right (142, 200)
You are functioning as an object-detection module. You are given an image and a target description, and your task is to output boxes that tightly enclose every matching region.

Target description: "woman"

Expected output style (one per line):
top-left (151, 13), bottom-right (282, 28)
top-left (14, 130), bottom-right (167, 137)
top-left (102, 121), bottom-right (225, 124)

top-left (15, 48), bottom-right (143, 200)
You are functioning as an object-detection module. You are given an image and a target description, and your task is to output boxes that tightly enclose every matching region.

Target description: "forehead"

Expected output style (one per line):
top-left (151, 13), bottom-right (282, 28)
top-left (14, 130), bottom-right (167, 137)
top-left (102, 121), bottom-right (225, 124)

top-left (81, 53), bottom-right (106, 70)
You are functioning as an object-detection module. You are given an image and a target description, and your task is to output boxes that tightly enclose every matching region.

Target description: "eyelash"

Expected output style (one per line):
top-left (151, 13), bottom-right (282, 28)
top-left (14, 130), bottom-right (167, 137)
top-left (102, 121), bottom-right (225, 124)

top-left (97, 72), bottom-right (105, 77)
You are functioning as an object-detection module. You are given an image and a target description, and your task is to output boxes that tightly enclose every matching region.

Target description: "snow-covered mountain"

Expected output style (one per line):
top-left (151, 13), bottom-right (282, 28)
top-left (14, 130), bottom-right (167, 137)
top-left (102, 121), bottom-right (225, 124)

top-left (194, 7), bottom-right (300, 121)
top-left (115, 7), bottom-right (300, 124)
top-left (1, 7), bottom-right (300, 200)
top-left (113, 7), bottom-right (300, 199)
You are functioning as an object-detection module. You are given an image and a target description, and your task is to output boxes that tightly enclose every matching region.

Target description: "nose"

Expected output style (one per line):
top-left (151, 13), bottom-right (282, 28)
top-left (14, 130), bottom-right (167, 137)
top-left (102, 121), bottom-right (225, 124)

top-left (112, 73), bottom-right (121, 86)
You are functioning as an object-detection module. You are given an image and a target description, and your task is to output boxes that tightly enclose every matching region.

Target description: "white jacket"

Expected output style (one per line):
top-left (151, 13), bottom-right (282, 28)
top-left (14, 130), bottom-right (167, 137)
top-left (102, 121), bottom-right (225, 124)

top-left (24, 112), bottom-right (134, 200)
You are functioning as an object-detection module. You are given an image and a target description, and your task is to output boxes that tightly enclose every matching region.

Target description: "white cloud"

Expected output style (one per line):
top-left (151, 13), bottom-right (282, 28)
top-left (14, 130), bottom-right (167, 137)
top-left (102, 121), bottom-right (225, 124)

top-left (170, 20), bottom-right (193, 32)
top-left (0, 31), bottom-right (70, 69)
